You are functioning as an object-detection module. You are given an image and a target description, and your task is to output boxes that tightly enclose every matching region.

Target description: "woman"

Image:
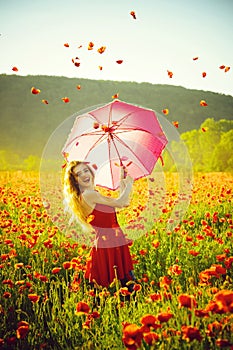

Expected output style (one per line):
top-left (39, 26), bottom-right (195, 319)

top-left (63, 160), bottom-right (135, 289)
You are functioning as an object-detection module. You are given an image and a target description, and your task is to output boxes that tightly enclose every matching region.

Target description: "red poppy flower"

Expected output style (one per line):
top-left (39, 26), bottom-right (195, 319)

top-left (178, 294), bottom-right (197, 309)
top-left (63, 261), bottom-right (72, 269)
top-left (216, 339), bottom-right (232, 347)
top-left (143, 332), bottom-right (159, 345)
top-left (159, 275), bottom-right (172, 288)
top-left (2, 279), bottom-right (14, 288)
top-left (16, 322), bottom-right (29, 339)
top-left (140, 314), bottom-right (158, 332)
top-left (157, 311), bottom-right (173, 323)
top-left (52, 267), bottom-right (61, 274)
top-left (195, 309), bottom-right (210, 318)
top-left (15, 262), bottom-right (24, 269)
top-left (122, 323), bottom-right (143, 349)
top-left (168, 264), bottom-right (182, 275)
top-left (181, 325), bottom-right (202, 342)
top-left (119, 287), bottom-right (131, 296)
top-left (28, 294), bottom-right (40, 303)
top-left (3, 291), bottom-right (12, 299)
top-left (89, 311), bottom-right (100, 319)
top-left (152, 240), bottom-right (160, 248)
top-left (188, 250), bottom-right (200, 256)
top-left (133, 283), bottom-right (142, 292)
top-left (148, 292), bottom-right (162, 302)
top-left (206, 321), bottom-right (222, 336)
top-left (76, 301), bottom-right (90, 315)
top-left (214, 290), bottom-right (233, 313)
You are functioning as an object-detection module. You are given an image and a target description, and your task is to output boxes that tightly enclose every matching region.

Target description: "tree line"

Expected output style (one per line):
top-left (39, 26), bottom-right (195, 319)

top-left (0, 118), bottom-right (232, 172)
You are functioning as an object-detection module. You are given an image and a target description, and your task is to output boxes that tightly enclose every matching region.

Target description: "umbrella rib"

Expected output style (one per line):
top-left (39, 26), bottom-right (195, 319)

top-left (109, 103), bottom-right (113, 126)
top-left (107, 136), bottom-right (115, 188)
top-left (113, 134), bottom-right (149, 173)
top-left (83, 133), bottom-right (108, 159)
top-left (110, 134), bottom-right (123, 166)
top-left (114, 110), bottom-right (149, 129)
top-left (64, 130), bottom-right (105, 149)
top-left (113, 127), bottom-right (164, 138)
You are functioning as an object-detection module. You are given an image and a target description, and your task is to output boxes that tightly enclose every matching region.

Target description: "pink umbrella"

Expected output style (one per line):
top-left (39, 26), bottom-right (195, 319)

top-left (62, 99), bottom-right (168, 190)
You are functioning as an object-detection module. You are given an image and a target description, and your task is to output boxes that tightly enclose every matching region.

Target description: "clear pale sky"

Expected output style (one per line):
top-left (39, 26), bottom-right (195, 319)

top-left (0, 0), bottom-right (232, 96)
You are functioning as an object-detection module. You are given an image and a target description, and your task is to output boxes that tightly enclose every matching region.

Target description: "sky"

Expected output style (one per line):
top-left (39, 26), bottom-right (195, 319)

top-left (0, 0), bottom-right (233, 96)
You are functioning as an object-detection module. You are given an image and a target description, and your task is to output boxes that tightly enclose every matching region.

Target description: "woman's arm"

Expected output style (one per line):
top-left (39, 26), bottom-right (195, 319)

top-left (83, 175), bottom-right (133, 209)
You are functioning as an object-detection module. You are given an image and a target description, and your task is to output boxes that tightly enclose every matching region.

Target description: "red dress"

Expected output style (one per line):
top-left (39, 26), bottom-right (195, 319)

top-left (84, 203), bottom-right (134, 287)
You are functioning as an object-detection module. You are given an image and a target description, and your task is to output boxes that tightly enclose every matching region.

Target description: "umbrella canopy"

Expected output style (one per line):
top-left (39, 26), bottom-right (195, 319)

top-left (62, 99), bottom-right (168, 190)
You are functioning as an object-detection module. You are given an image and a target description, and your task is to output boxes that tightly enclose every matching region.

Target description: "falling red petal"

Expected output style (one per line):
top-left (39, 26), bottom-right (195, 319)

top-left (130, 11), bottom-right (136, 19)
top-left (219, 65), bottom-right (225, 69)
top-left (112, 93), bottom-right (119, 99)
top-left (172, 121), bottom-right (179, 128)
top-left (98, 66), bottom-right (103, 70)
top-left (167, 70), bottom-right (173, 78)
top-left (62, 97), bottom-right (70, 103)
top-left (12, 66), bottom-right (18, 72)
top-left (88, 42), bottom-right (94, 50)
top-left (42, 99), bottom-right (49, 104)
top-left (193, 57), bottom-right (199, 61)
top-left (64, 43), bottom-right (69, 47)
top-left (200, 100), bottom-right (208, 107)
top-left (116, 60), bottom-right (123, 64)
top-left (31, 87), bottom-right (41, 95)
top-left (162, 109), bottom-right (169, 115)
top-left (97, 46), bottom-right (106, 54)
top-left (202, 72), bottom-right (207, 78)
top-left (224, 66), bottom-right (230, 72)
top-left (76, 85), bottom-right (81, 90)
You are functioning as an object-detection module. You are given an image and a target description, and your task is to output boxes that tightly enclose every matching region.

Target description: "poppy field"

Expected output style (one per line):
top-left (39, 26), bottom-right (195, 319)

top-left (0, 171), bottom-right (233, 350)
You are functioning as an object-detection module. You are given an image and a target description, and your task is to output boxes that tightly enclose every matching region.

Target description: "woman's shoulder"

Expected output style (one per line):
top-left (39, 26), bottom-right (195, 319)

top-left (82, 189), bottom-right (99, 203)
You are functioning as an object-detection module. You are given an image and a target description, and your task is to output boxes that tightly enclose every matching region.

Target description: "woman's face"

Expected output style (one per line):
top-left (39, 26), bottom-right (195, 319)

top-left (72, 163), bottom-right (94, 190)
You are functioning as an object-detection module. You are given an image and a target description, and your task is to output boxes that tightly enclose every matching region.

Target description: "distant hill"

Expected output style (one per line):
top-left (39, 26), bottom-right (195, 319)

top-left (0, 74), bottom-right (233, 158)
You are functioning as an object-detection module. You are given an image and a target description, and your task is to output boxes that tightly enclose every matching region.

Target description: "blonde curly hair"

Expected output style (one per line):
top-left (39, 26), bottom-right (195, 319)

top-left (63, 160), bottom-right (95, 231)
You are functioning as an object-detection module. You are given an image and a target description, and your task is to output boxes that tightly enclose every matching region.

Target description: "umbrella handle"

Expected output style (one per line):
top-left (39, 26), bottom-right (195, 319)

top-left (123, 167), bottom-right (128, 179)
top-left (120, 165), bottom-right (127, 179)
